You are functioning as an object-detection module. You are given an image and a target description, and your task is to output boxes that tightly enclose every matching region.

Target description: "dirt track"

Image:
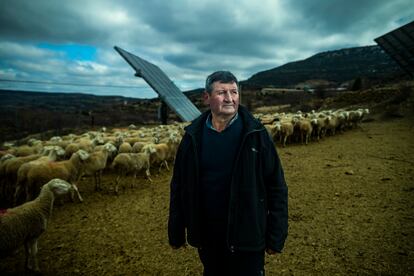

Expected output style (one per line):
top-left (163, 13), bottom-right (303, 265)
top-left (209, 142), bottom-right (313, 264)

top-left (1, 117), bottom-right (413, 275)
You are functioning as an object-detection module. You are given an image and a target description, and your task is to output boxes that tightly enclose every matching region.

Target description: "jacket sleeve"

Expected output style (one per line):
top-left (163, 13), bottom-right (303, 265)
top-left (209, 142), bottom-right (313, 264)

top-left (262, 132), bottom-right (288, 252)
top-left (168, 136), bottom-right (187, 247)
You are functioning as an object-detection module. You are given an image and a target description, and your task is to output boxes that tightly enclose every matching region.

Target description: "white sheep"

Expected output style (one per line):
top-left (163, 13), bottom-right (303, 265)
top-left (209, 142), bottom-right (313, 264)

top-left (131, 141), bottom-right (146, 153)
top-left (166, 132), bottom-right (182, 162)
top-left (325, 115), bottom-right (338, 136)
top-left (118, 142), bottom-right (133, 153)
top-left (0, 154), bottom-right (42, 206)
top-left (310, 116), bottom-right (328, 141)
top-left (0, 154), bottom-right (16, 206)
top-left (10, 142), bottom-right (43, 157)
top-left (278, 121), bottom-right (294, 147)
top-left (296, 118), bottom-right (313, 145)
top-left (64, 136), bottom-right (101, 159)
top-left (81, 143), bottom-right (117, 191)
top-left (348, 108), bottom-right (369, 128)
top-left (142, 143), bottom-right (170, 172)
top-left (111, 152), bottom-right (152, 194)
top-left (0, 178), bottom-right (72, 272)
top-left (264, 124), bottom-right (278, 142)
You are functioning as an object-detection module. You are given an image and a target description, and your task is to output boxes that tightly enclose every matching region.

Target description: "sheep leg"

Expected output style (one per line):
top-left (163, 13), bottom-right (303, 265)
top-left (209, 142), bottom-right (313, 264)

top-left (98, 170), bottom-right (102, 190)
top-left (94, 171), bottom-right (102, 191)
top-left (145, 168), bottom-right (153, 183)
top-left (13, 184), bottom-right (22, 206)
top-left (71, 183), bottom-right (83, 203)
top-left (24, 240), bottom-right (29, 271)
top-left (131, 173), bottom-right (137, 189)
top-left (159, 160), bottom-right (169, 173)
top-left (26, 238), bottom-right (40, 272)
top-left (114, 175), bottom-right (120, 195)
top-left (94, 172), bottom-right (99, 191)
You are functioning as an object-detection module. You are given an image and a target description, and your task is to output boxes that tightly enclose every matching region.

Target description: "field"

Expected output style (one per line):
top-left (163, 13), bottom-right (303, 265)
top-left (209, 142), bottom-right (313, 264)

top-left (1, 114), bottom-right (413, 275)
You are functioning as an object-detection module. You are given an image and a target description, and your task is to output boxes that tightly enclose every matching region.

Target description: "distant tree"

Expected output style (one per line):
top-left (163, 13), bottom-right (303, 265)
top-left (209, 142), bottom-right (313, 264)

top-left (314, 84), bottom-right (327, 99)
top-left (246, 98), bottom-right (253, 111)
top-left (352, 77), bottom-right (363, 91)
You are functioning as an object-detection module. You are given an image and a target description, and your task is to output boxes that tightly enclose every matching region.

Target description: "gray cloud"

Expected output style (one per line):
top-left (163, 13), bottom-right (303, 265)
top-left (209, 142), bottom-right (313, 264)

top-left (0, 0), bottom-right (413, 98)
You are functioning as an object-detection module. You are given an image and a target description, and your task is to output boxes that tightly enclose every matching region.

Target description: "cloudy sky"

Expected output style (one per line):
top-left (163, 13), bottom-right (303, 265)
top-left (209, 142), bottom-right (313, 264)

top-left (0, 0), bottom-right (412, 98)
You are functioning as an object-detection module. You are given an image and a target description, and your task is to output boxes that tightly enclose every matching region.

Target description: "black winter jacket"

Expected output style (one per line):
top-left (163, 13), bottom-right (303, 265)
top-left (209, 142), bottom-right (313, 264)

top-left (168, 105), bottom-right (288, 252)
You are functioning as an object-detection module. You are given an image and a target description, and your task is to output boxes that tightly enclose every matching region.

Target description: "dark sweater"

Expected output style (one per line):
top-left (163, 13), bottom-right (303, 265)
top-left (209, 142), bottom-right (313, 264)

top-left (199, 114), bottom-right (243, 242)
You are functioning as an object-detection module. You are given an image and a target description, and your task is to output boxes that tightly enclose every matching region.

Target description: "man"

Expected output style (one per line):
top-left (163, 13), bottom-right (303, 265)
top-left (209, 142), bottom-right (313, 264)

top-left (168, 71), bottom-right (288, 275)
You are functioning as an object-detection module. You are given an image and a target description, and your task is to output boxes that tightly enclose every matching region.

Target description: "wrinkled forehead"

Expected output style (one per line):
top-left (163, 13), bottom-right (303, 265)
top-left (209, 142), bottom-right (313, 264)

top-left (212, 81), bottom-right (238, 91)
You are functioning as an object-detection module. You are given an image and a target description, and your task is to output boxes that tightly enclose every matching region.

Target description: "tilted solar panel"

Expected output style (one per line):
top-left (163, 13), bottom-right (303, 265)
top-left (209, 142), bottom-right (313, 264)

top-left (374, 21), bottom-right (414, 78)
top-left (114, 46), bottom-right (201, 122)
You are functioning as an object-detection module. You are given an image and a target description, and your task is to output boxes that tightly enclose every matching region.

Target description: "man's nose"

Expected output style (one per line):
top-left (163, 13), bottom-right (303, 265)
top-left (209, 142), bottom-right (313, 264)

top-left (223, 91), bottom-right (232, 100)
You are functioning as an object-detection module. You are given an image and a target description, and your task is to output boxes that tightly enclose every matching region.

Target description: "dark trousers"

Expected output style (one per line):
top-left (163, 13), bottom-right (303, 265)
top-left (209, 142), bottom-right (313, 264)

top-left (198, 246), bottom-right (265, 276)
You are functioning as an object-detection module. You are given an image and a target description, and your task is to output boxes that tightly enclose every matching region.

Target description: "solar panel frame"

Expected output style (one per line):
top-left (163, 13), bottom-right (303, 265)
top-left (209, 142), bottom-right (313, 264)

top-left (374, 21), bottom-right (414, 78)
top-left (114, 46), bottom-right (201, 122)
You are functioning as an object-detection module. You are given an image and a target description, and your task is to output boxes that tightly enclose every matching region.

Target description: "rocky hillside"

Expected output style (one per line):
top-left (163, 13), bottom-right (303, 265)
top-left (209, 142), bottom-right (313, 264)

top-left (244, 45), bottom-right (404, 88)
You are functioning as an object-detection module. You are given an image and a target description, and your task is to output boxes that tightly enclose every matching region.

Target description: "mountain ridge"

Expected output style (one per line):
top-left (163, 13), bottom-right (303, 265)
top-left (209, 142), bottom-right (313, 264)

top-left (242, 45), bottom-right (403, 88)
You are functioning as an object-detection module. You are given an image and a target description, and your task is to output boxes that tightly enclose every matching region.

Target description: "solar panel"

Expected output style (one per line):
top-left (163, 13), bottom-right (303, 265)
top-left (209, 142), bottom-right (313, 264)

top-left (114, 46), bottom-right (201, 122)
top-left (374, 21), bottom-right (414, 78)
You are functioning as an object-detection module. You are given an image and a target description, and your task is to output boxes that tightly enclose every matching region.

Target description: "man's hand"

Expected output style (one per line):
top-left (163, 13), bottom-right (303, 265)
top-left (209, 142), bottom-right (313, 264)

top-left (171, 243), bottom-right (186, 250)
top-left (266, 248), bottom-right (279, 255)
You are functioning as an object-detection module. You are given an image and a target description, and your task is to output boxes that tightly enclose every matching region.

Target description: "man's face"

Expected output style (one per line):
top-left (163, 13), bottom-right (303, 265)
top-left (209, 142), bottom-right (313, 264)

top-left (204, 81), bottom-right (239, 118)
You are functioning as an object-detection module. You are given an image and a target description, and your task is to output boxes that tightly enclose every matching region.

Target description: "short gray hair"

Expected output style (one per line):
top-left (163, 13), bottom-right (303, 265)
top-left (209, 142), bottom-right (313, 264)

top-left (205, 71), bottom-right (238, 94)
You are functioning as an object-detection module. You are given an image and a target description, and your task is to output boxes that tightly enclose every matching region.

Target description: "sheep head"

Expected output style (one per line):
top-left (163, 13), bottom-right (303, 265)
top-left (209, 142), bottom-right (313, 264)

top-left (76, 149), bottom-right (90, 161)
top-left (275, 122), bottom-right (282, 131)
top-left (42, 145), bottom-right (66, 157)
top-left (103, 143), bottom-right (117, 153)
top-left (1, 153), bottom-right (15, 162)
top-left (142, 144), bottom-right (156, 155)
top-left (43, 178), bottom-right (72, 196)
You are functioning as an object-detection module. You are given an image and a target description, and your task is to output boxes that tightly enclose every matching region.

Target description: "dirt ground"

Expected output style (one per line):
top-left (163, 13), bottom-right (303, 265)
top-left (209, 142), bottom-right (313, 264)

top-left (1, 116), bottom-right (413, 275)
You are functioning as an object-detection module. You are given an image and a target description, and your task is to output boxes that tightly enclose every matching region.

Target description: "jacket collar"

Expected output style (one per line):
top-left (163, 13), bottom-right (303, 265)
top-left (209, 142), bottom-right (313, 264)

top-left (185, 105), bottom-right (263, 136)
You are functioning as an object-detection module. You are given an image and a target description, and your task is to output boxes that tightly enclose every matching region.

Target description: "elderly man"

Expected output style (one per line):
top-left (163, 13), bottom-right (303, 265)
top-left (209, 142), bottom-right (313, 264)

top-left (168, 71), bottom-right (288, 276)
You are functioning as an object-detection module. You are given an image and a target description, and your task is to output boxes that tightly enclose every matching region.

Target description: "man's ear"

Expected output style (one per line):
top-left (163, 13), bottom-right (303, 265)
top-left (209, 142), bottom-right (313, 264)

top-left (203, 91), bottom-right (210, 105)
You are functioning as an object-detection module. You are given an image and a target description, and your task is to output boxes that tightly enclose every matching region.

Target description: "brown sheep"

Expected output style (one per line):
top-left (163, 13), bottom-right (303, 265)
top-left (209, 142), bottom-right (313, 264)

top-left (20, 150), bottom-right (90, 203)
top-left (14, 146), bottom-right (66, 205)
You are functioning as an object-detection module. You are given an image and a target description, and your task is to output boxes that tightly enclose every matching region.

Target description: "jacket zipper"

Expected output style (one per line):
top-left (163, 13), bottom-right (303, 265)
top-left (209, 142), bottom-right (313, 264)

top-left (227, 127), bottom-right (264, 252)
top-left (189, 132), bottom-right (201, 247)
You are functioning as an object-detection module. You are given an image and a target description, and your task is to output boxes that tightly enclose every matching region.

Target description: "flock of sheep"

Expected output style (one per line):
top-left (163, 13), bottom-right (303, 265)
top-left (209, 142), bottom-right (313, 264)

top-left (0, 122), bottom-right (183, 272)
top-left (257, 107), bottom-right (370, 147)
top-left (0, 106), bottom-right (369, 272)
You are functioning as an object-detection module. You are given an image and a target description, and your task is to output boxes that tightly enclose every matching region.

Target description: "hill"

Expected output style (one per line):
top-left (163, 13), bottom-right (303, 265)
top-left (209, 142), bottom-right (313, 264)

top-left (0, 90), bottom-right (167, 142)
top-left (244, 45), bottom-right (404, 88)
top-left (1, 44), bottom-right (412, 143)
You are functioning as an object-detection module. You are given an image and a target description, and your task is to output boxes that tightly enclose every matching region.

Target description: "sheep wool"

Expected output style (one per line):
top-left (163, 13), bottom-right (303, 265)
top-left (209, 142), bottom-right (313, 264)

top-left (0, 178), bottom-right (71, 272)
